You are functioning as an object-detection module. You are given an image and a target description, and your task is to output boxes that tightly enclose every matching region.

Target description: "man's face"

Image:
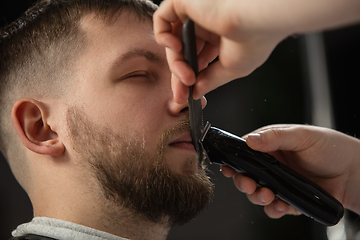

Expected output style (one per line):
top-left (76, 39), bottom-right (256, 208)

top-left (72, 12), bottom-right (198, 174)
top-left (65, 12), bottom-right (213, 225)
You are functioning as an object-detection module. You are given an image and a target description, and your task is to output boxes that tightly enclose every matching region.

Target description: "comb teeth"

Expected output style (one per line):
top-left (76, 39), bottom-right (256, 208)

top-left (188, 86), bottom-right (203, 158)
top-left (200, 122), bottom-right (211, 142)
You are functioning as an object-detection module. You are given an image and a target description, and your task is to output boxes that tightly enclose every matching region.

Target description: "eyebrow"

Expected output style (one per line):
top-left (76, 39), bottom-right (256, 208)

top-left (111, 48), bottom-right (167, 71)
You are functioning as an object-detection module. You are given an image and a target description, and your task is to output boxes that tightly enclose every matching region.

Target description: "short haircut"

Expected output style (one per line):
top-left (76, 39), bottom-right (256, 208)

top-left (0, 0), bottom-right (157, 160)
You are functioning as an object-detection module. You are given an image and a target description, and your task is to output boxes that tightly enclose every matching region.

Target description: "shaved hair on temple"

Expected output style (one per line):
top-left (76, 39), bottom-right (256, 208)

top-left (0, 0), bottom-right (157, 163)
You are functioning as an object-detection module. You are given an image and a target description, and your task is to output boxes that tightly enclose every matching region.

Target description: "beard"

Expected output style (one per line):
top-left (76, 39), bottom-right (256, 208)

top-left (66, 106), bottom-right (214, 226)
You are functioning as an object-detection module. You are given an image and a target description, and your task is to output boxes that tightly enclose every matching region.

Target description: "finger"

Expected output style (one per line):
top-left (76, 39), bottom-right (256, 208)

top-left (193, 36), bottom-right (278, 98)
top-left (221, 165), bottom-right (237, 178)
top-left (153, 0), bottom-right (189, 46)
top-left (245, 125), bottom-right (316, 153)
top-left (153, 1), bottom-right (183, 51)
top-left (171, 73), bottom-right (189, 104)
top-left (200, 96), bottom-right (207, 110)
top-left (155, 28), bottom-right (183, 53)
top-left (264, 199), bottom-right (302, 219)
top-left (171, 76), bottom-right (208, 105)
top-left (170, 58), bottom-right (197, 86)
top-left (233, 173), bottom-right (258, 194)
top-left (197, 41), bottom-right (219, 71)
top-left (193, 60), bottom-right (242, 99)
top-left (165, 40), bottom-right (197, 87)
top-left (246, 187), bottom-right (275, 205)
top-left (194, 23), bottom-right (221, 47)
top-left (264, 199), bottom-right (289, 219)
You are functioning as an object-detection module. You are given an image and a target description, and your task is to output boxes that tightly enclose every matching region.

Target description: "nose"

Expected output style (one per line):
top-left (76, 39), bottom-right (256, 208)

top-left (168, 96), bottom-right (207, 116)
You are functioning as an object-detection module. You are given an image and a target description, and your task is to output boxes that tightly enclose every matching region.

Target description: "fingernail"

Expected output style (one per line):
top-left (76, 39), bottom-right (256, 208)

top-left (247, 133), bottom-right (263, 144)
top-left (236, 179), bottom-right (245, 193)
top-left (259, 193), bottom-right (266, 204)
top-left (275, 201), bottom-right (285, 212)
top-left (238, 185), bottom-right (245, 193)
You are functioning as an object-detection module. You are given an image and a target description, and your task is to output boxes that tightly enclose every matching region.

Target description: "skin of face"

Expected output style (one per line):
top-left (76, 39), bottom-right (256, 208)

top-left (67, 12), bottom-right (199, 175)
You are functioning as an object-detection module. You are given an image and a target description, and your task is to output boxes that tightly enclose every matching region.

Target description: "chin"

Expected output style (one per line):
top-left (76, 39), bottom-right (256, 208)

top-left (165, 152), bottom-right (199, 175)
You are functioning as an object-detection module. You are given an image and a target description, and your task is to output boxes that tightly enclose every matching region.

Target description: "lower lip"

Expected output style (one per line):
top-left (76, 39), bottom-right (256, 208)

top-left (169, 142), bottom-right (196, 152)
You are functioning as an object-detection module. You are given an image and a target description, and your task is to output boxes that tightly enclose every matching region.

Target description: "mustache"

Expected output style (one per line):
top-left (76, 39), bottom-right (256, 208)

top-left (162, 114), bottom-right (191, 142)
top-left (157, 115), bottom-right (191, 155)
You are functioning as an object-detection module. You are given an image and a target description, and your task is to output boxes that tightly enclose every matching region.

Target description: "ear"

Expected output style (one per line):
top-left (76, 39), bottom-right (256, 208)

top-left (11, 99), bottom-right (65, 156)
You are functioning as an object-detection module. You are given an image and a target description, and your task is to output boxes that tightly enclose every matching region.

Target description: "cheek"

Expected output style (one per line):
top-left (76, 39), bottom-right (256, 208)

top-left (78, 80), bottom-right (168, 147)
top-left (107, 95), bottom-right (166, 143)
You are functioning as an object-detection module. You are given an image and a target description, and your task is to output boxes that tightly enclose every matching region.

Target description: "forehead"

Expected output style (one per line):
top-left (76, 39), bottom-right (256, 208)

top-left (70, 11), bottom-right (167, 101)
top-left (81, 11), bottom-right (156, 51)
top-left (76, 11), bottom-right (166, 77)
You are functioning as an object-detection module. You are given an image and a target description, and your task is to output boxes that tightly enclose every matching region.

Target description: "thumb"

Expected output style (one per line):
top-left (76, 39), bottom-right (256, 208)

top-left (245, 125), bottom-right (312, 153)
top-left (193, 61), bottom-right (243, 99)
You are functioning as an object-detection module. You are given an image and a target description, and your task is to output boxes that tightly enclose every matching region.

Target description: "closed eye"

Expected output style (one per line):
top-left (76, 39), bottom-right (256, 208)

top-left (123, 71), bottom-right (149, 79)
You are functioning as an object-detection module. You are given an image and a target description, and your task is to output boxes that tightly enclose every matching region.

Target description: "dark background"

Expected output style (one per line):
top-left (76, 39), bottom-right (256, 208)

top-left (1, 0), bottom-right (360, 239)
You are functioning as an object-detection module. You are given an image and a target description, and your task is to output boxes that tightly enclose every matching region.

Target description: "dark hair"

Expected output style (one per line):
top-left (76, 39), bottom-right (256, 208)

top-left (0, 0), bottom-right (157, 158)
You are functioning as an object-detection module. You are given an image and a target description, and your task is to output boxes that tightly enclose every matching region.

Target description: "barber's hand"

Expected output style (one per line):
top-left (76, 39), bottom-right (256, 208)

top-left (153, 0), bottom-right (286, 103)
top-left (222, 124), bottom-right (360, 218)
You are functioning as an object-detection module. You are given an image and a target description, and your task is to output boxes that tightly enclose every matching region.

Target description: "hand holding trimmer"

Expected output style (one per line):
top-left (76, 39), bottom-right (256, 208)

top-left (183, 19), bottom-right (344, 226)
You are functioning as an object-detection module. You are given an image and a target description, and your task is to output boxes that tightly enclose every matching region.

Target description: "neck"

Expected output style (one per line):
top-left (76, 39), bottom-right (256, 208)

top-left (95, 198), bottom-right (172, 240)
